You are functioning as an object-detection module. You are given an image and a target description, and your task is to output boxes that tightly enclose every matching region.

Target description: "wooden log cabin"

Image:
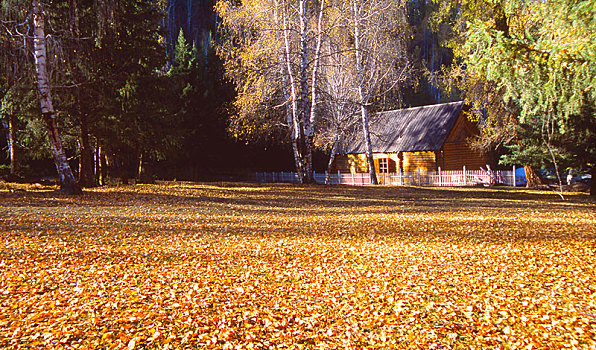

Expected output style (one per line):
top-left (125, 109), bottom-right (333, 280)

top-left (332, 101), bottom-right (494, 175)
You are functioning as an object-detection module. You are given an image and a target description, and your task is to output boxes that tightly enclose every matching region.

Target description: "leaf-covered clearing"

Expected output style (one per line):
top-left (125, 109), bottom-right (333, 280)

top-left (1, 182), bottom-right (595, 349)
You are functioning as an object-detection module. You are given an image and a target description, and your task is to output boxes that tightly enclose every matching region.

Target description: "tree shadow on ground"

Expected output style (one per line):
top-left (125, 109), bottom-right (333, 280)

top-left (0, 182), bottom-right (594, 244)
top-left (0, 182), bottom-right (593, 214)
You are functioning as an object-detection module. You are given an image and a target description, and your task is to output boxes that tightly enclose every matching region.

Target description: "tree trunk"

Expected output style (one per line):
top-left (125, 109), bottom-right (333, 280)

top-left (360, 104), bottom-right (378, 185)
top-left (78, 110), bottom-right (96, 187)
top-left (8, 113), bottom-right (16, 176)
top-left (590, 167), bottom-right (595, 196)
top-left (73, 0), bottom-right (95, 188)
top-left (281, 49), bottom-right (304, 182)
top-left (32, 0), bottom-right (80, 194)
top-left (187, 0), bottom-right (192, 37)
top-left (119, 154), bottom-right (129, 185)
top-left (165, 1), bottom-right (175, 56)
top-left (137, 152), bottom-right (154, 184)
top-left (301, 0), bottom-right (325, 185)
top-left (325, 134), bottom-right (340, 184)
top-left (524, 165), bottom-right (543, 188)
top-left (353, 1), bottom-right (378, 185)
top-left (95, 143), bottom-right (101, 185)
top-left (291, 122), bottom-right (305, 183)
top-left (96, 145), bottom-right (107, 186)
top-left (281, 1), bottom-right (305, 183)
top-left (298, 0), bottom-right (313, 184)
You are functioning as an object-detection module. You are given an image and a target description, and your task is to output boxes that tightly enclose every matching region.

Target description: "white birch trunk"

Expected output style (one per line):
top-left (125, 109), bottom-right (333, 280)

top-left (353, 1), bottom-right (378, 185)
top-left (8, 112), bottom-right (16, 175)
top-left (281, 0), bottom-right (305, 182)
top-left (302, 0), bottom-right (326, 184)
top-left (309, 0), bottom-right (325, 132)
top-left (33, 0), bottom-right (80, 194)
top-left (298, 0), bottom-right (313, 183)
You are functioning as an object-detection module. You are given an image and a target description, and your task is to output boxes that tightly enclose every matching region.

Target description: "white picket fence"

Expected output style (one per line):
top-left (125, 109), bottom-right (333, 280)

top-left (256, 166), bottom-right (521, 187)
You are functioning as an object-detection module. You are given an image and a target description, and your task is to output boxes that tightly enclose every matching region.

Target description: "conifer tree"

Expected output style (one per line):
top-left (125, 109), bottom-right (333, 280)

top-left (460, 0), bottom-right (595, 194)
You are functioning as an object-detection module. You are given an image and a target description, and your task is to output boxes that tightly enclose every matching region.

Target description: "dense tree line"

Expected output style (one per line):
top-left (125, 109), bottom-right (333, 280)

top-left (0, 0), bottom-right (241, 191)
top-left (1, 0), bottom-right (594, 195)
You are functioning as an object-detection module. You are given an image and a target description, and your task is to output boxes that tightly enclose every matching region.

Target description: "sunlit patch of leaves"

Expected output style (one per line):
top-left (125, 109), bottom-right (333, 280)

top-left (0, 182), bottom-right (595, 349)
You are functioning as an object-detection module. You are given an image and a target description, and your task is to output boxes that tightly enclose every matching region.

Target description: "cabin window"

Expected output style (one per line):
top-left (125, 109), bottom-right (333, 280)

top-left (379, 158), bottom-right (389, 173)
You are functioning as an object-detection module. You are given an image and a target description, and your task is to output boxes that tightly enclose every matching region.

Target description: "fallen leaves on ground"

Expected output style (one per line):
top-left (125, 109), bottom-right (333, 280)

top-left (0, 182), bottom-right (595, 349)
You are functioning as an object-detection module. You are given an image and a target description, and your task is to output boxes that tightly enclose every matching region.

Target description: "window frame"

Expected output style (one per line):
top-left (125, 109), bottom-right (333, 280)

top-left (378, 158), bottom-right (389, 173)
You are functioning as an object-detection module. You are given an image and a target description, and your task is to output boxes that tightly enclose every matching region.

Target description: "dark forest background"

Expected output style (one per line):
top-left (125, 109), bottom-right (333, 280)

top-left (0, 0), bottom-right (451, 183)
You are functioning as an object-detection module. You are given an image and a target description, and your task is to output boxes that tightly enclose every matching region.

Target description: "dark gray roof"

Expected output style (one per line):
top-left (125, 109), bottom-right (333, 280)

top-left (338, 101), bottom-right (465, 154)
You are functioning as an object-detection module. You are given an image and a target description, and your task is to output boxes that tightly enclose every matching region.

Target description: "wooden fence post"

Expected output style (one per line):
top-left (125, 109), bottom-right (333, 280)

top-left (338, 170), bottom-right (341, 185)
top-left (463, 166), bottom-right (467, 186)
top-left (418, 169), bottom-right (421, 186)
top-left (438, 167), bottom-right (442, 187)
top-left (512, 165), bottom-right (516, 187)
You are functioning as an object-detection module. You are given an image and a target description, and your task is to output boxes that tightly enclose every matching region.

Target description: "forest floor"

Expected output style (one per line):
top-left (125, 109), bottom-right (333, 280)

top-left (0, 182), bottom-right (595, 349)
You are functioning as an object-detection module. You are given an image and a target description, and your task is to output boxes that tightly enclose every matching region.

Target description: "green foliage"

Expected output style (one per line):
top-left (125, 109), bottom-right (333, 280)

top-left (174, 29), bottom-right (199, 70)
top-left (563, 104), bottom-right (596, 167)
top-left (427, 0), bottom-right (595, 177)
top-left (1, 84), bottom-right (52, 163)
top-left (1, 0), bottom-right (178, 178)
top-left (461, 0), bottom-right (595, 175)
top-left (500, 118), bottom-right (566, 170)
top-left (462, 0), bottom-right (596, 125)
top-left (163, 28), bottom-right (237, 174)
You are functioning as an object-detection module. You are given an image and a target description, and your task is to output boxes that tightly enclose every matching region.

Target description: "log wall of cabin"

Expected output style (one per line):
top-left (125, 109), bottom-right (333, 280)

top-left (332, 154), bottom-right (368, 173)
top-left (442, 143), bottom-right (492, 170)
top-left (401, 151), bottom-right (437, 173)
top-left (442, 111), bottom-right (493, 171)
top-left (332, 153), bottom-right (400, 173)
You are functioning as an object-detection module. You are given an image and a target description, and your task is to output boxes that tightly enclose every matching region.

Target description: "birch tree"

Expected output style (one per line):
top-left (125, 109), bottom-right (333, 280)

top-left (316, 47), bottom-right (359, 179)
top-left (31, 0), bottom-right (81, 193)
top-left (340, 0), bottom-right (411, 184)
top-left (3, 0), bottom-right (170, 186)
top-left (216, 0), bottom-right (326, 183)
